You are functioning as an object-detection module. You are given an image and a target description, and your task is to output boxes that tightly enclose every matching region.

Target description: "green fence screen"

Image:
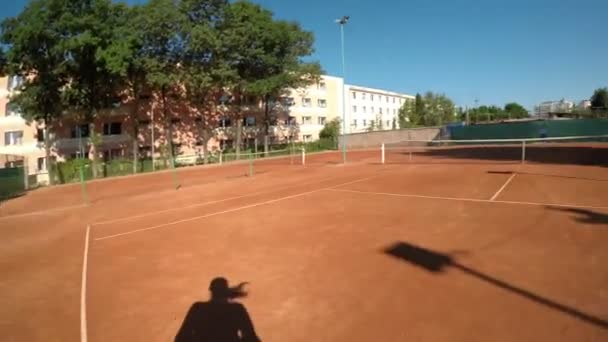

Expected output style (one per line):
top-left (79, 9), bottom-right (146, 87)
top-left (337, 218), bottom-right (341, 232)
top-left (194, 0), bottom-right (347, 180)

top-left (0, 167), bottom-right (25, 199)
top-left (449, 119), bottom-right (608, 140)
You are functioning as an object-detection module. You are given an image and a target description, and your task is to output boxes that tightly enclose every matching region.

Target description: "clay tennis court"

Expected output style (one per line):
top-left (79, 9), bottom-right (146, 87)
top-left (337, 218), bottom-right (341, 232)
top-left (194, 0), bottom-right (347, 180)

top-left (1, 147), bottom-right (607, 341)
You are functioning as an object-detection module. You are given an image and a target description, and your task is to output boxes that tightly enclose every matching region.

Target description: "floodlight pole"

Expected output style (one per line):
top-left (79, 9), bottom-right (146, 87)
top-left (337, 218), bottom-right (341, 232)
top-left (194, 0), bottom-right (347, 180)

top-left (336, 16), bottom-right (349, 164)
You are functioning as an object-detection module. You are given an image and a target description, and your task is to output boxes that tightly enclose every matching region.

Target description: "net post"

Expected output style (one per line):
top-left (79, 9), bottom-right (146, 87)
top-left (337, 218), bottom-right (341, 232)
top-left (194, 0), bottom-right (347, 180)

top-left (79, 164), bottom-right (89, 205)
top-left (301, 147), bottom-right (306, 166)
top-left (248, 151), bottom-right (253, 177)
top-left (381, 143), bottom-right (385, 164)
top-left (264, 135), bottom-right (269, 157)
top-left (521, 140), bottom-right (526, 164)
top-left (219, 150), bottom-right (223, 165)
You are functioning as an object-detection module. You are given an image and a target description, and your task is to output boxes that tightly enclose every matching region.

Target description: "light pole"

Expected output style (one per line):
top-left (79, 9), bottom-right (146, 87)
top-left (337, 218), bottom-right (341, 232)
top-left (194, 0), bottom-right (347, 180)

top-left (335, 15), bottom-right (349, 164)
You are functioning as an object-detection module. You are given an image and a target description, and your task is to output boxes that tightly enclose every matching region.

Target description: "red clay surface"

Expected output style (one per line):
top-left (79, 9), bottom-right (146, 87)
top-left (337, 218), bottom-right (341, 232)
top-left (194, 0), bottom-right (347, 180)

top-left (1, 150), bottom-right (607, 341)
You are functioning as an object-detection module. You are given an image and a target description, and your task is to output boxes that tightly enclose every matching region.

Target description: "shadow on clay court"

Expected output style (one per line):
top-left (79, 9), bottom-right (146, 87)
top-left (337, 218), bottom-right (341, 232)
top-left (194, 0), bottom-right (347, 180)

top-left (410, 145), bottom-right (608, 166)
top-left (547, 207), bottom-right (608, 225)
top-left (175, 277), bottom-right (261, 342)
top-left (383, 241), bottom-right (608, 330)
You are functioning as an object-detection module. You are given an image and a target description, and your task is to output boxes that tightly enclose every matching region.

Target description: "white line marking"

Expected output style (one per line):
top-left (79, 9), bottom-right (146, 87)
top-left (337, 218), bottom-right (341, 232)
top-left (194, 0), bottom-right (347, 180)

top-left (94, 176), bottom-right (376, 241)
top-left (81, 225), bottom-right (91, 342)
top-left (92, 175), bottom-right (349, 226)
top-left (0, 204), bottom-right (88, 221)
top-left (490, 173), bottom-right (517, 201)
top-left (327, 188), bottom-right (608, 210)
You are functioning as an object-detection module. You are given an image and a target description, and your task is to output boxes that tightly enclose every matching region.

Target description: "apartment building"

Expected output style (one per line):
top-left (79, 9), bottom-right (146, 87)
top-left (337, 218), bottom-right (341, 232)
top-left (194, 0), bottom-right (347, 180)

top-left (282, 75), bottom-right (344, 142)
top-left (345, 85), bottom-right (414, 133)
top-left (0, 75), bottom-right (48, 181)
top-left (0, 74), bottom-right (412, 176)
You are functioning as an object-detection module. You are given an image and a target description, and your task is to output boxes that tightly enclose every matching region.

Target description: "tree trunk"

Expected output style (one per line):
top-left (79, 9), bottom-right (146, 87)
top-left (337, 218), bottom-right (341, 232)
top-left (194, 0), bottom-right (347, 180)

top-left (131, 100), bottom-right (140, 174)
top-left (43, 117), bottom-right (54, 185)
top-left (236, 119), bottom-right (242, 159)
top-left (89, 120), bottom-right (98, 179)
top-left (264, 94), bottom-right (270, 136)
top-left (161, 87), bottom-right (174, 161)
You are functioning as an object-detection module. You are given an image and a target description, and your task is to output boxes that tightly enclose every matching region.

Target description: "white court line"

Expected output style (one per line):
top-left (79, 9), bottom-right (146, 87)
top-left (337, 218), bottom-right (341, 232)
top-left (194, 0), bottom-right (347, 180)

top-left (327, 188), bottom-right (608, 210)
top-left (0, 203), bottom-right (88, 221)
top-left (80, 225), bottom-right (91, 342)
top-left (94, 176), bottom-right (376, 241)
top-left (490, 173), bottom-right (517, 201)
top-left (92, 175), bottom-right (348, 226)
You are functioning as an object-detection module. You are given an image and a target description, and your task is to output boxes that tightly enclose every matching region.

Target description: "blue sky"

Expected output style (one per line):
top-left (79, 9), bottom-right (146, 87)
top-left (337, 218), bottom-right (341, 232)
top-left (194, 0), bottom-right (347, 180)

top-left (2, 0), bottom-right (607, 109)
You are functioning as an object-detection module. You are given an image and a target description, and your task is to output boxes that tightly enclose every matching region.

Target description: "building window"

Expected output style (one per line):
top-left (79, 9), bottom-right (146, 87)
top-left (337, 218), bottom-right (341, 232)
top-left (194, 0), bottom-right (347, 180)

top-left (7, 75), bottom-right (24, 91)
top-left (386, 96), bottom-right (389, 103)
top-left (219, 117), bottom-right (232, 127)
top-left (393, 109), bottom-right (397, 115)
top-left (282, 97), bottom-right (295, 106)
top-left (37, 157), bottom-right (46, 172)
top-left (4, 131), bottom-right (23, 145)
top-left (352, 119), bottom-right (357, 127)
top-left (5, 103), bottom-right (19, 116)
top-left (244, 116), bottom-right (256, 127)
top-left (318, 82), bottom-right (326, 90)
top-left (393, 97), bottom-right (396, 104)
top-left (352, 105), bottom-right (357, 113)
top-left (371, 94), bottom-right (374, 101)
top-left (302, 98), bottom-right (312, 107)
top-left (363, 119), bottom-right (367, 126)
top-left (379, 108), bottom-right (383, 114)
top-left (103, 122), bottom-right (122, 135)
top-left (363, 106), bottom-right (367, 113)
top-left (352, 92), bottom-right (356, 99)
top-left (138, 119), bottom-right (151, 127)
top-left (386, 120), bottom-right (390, 127)
top-left (318, 116), bottom-right (326, 125)
top-left (301, 116), bottom-right (312, 125)
top-left (371, 106), bottom-right (374, 113)
top-left (37, 128), bottom-right (45, 143)
top-left (378, 95), bottom-right (382, 102)
top-left (317, 99), bottom-right (327, 108)
top-left (362, 93), bottom-right (366, 100)
top-left (303, 134), bottom-right (312, 142)
top-left (387, 108), bottom-right (390, 115)
top-left (70, 124), bottom-right (90, 138)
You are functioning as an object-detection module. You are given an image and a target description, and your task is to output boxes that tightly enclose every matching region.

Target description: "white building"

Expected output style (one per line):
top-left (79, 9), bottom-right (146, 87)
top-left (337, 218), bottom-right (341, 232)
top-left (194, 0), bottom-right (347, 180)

top-left (536, 99), bottom-right (574, 117)
top-left (344, 85), bottom-right (414, 134)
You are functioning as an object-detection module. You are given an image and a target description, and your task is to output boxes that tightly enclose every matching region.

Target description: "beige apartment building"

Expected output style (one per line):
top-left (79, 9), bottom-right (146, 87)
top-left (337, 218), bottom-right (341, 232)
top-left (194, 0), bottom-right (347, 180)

top-left (0, 74), bottom-right (411, 182)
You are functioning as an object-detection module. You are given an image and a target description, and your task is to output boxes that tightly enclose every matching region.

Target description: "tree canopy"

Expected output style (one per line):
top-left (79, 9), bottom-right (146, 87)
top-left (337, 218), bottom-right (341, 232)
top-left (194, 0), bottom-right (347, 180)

top-left (590, 87), bottom-right (608, 110)
top-left (398, 92), bottom-right (456, 127)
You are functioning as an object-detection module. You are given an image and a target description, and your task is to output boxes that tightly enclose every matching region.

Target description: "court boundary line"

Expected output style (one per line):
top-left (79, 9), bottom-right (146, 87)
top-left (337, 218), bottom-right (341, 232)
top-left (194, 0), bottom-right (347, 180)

top-left (80, 225), bottom-right (91, 342)
top-left (92, 174), bottom-right (354, 226)
top-left (94, 176), bottom-right (376, 241)
top-left (327, 188), bottom-right (608, 210)
top-left (0, 203), bottom-right (88, 221)
top-left (490, 173), bottom-right (517, 201)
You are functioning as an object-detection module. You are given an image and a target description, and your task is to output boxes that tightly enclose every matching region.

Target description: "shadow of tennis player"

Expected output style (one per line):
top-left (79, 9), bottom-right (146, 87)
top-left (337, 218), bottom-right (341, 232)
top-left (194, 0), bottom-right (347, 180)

top-left (175, 277), bottom-right (261, 342)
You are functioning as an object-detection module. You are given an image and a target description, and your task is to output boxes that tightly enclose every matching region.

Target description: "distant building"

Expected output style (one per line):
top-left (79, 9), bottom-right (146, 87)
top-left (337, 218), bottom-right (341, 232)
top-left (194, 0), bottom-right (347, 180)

top-left (344, 85), bottom-right (414, 133)
top-left (536, 99), bottom-right (574, 118)
top-left (578, 99), bottom-right (591, 109)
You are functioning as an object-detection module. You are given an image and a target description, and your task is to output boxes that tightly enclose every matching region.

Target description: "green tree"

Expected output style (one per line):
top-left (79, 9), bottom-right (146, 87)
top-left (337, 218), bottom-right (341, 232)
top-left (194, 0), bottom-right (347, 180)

top-left (59, 0), bottom-right (130, 178)
top-left (398, 99), bottom-right (415, 128)
top-left (136, 0), bottom-right (185, 162)
top-left (1, 0), bottom-right (71, 185)
top-left (504, 102), bottom-right (528, 119)
top-left (220, 1), bottom-right (321, 137)
top-left (319, 118), bottom-right (340, 141)
top-left (414, 93), bottom-right (424, 122)
top-left (591, 87), bottom-right (608, 110)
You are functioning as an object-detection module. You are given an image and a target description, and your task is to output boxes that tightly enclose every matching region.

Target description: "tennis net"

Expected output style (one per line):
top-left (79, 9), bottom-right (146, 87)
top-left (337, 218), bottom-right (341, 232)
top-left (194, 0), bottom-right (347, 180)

top-left (380, 135), bottom-right (608, 165)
